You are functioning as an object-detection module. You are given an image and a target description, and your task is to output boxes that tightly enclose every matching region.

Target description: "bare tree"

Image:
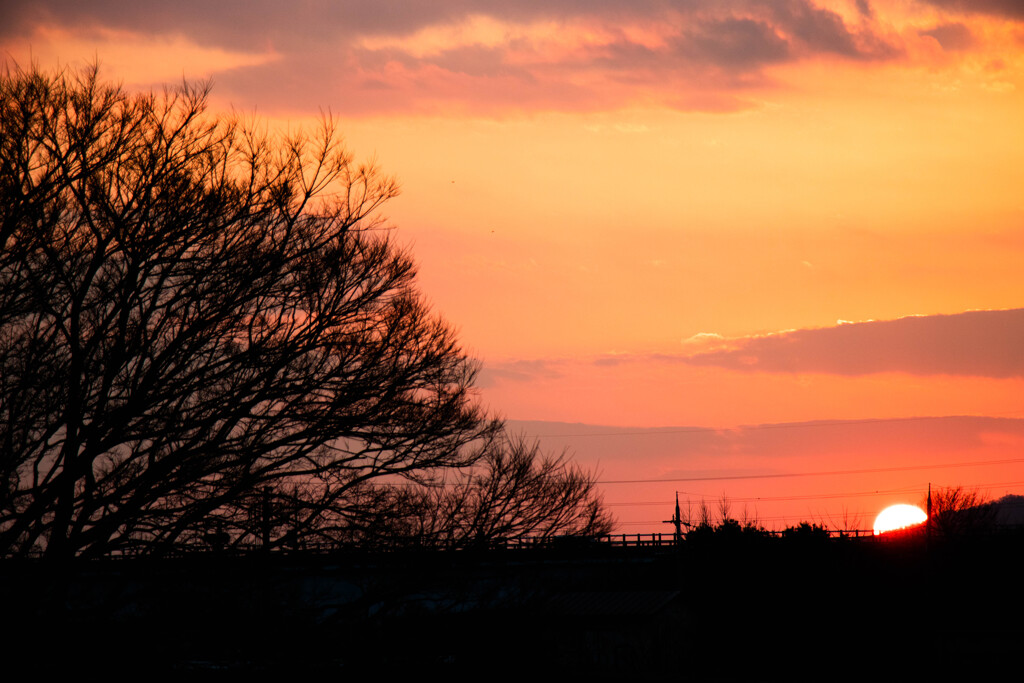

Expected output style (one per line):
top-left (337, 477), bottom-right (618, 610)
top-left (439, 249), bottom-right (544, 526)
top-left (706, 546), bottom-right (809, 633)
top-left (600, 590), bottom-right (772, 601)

top-left (926, 485), bottom-right (996, 538)
top-left (824, 506), bottom-right (862, 537)
top-left (0, 64), bottom-right (607, 559)
top-left (697, 498), bottom-right (713, 528)
top-left (402, 435), bottom-right (614, 548)
top-left (717, 494), bottom-right (733, 524)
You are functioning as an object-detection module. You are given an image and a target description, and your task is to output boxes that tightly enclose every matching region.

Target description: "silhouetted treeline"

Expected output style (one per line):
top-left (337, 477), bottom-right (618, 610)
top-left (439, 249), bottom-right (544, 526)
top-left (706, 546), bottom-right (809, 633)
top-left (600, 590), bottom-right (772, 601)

top-left (6, 527), bottom-right (1024, 676)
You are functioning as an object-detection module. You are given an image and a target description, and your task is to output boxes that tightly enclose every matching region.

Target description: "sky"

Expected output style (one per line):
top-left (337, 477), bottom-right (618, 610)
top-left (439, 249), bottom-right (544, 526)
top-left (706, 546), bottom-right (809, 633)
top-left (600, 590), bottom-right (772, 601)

top-left (4, 0), bottom-right (1024, 532)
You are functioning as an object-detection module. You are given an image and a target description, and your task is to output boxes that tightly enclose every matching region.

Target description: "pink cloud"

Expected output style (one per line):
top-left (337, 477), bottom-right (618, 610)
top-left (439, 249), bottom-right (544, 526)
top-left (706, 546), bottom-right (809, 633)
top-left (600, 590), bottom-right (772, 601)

top-left (513, 415), bottom-right (1024, 473)
top-left (919, 22), bottom-right (977, 51)
top-left (682, 309), bottom-right (1024, 378)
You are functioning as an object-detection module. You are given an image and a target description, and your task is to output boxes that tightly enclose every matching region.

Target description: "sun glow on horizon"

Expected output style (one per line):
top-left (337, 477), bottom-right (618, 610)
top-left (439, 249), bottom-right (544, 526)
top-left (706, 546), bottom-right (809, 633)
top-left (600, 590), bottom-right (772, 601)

top-left (873, 504), bottom-right (927, 536)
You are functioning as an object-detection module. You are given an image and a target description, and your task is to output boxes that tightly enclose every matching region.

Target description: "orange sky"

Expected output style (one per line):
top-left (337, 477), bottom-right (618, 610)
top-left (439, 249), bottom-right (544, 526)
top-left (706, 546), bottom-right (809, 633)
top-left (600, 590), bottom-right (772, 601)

top-left (5, 0), bottom-right (1024, 531)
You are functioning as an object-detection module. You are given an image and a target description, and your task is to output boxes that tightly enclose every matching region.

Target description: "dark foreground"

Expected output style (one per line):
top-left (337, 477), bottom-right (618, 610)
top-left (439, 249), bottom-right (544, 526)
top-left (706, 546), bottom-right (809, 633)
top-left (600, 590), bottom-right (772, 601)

top-left (5, 534), bottom-right (1024, 679)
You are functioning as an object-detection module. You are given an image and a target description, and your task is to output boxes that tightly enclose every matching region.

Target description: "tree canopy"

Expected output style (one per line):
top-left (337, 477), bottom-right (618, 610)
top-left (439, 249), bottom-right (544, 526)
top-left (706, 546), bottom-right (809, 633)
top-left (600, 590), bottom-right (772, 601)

top-left (0, 64), bottom-right (610, 559)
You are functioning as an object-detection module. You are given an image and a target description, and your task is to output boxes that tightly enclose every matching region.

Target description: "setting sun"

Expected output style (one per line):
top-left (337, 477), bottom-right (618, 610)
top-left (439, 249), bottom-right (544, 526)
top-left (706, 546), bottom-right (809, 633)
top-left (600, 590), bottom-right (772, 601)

top-left (873, 504), bottom-right (928, 536)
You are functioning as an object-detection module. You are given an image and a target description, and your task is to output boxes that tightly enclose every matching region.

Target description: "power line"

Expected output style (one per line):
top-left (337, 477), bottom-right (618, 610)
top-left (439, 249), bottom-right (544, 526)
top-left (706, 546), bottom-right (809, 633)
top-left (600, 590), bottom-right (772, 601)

top-left (603, 479), bottom-right (1024, 509)
top-left (616, 513), bottom-right (866, 527)
top-left (604, 484), bottom-right (923, 507)
top-left (596, 457), bottom-right (1024, 485)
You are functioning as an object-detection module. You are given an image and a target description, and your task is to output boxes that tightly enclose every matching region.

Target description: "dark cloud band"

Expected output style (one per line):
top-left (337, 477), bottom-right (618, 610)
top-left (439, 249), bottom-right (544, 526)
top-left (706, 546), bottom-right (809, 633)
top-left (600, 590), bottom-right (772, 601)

top-left (918, 0), bottom-right (1024, 21)
top-left (683, 309), bottom-right (1024, 378)
top-left (3, 0), bottom-right (905, 114)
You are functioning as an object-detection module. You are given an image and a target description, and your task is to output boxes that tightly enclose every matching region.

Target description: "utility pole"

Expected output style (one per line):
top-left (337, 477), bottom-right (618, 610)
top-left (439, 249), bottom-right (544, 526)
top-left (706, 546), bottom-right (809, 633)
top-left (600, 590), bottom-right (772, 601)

top-left (926, 482), bottom-right (933, 542)
top-left (664, 492), bottom-right (684, 544)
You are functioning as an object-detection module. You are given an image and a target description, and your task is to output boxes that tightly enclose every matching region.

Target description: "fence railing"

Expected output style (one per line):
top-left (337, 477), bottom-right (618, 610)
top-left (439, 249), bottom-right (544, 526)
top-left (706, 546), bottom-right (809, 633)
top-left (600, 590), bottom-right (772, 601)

top-left (13, 525), bottom-right (988, 560)
top-left (499, 528), bottom-right (880, 550)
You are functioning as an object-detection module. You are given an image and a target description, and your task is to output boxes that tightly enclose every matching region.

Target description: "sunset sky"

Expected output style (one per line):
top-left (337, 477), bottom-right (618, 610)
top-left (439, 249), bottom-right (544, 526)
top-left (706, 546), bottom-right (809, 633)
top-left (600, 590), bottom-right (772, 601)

top-left (5, 0), bottom-right (1024, 531)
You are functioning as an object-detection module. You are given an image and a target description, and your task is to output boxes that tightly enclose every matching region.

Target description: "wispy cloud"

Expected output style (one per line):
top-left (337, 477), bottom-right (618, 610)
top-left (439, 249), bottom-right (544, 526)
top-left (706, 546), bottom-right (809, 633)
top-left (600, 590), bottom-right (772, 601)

top-left (477, 358), bottom-right (565, 387)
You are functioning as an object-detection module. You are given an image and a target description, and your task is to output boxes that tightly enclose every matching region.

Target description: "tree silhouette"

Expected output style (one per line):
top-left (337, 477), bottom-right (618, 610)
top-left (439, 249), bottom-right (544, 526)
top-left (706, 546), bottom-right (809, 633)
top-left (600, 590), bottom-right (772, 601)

top-left (927, 485), bottom-right (996, 538)
top-left (0, 64), bottom-right (608, 558)
top-left (396, 435), bottom-right (613, 548)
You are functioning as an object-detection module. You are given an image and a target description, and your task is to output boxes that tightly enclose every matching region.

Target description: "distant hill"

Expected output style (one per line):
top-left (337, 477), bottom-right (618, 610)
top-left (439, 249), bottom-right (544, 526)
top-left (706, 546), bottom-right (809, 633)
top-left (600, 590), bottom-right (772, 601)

top-left (993, 494), bottom-right (1024, 526)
